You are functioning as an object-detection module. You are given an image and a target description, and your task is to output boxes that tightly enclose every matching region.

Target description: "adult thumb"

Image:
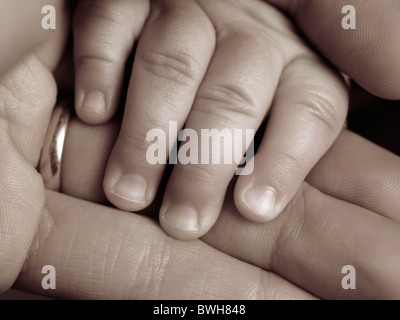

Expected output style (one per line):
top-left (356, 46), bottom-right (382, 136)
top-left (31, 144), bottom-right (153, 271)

top-left (268, 0), bottom-right (400, 100)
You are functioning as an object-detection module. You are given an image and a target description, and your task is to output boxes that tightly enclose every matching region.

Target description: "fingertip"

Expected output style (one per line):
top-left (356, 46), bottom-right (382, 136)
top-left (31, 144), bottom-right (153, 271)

top-left (159, 201), bottom-right (220, 241)
top-left (75, 89), bottom-right (113, 125)
top-left (160, 204), bottom-right (201, 241)
top-left (105, 173), bottom-right (151, 212)
top-left (234, 178), bottom-right (282, 223)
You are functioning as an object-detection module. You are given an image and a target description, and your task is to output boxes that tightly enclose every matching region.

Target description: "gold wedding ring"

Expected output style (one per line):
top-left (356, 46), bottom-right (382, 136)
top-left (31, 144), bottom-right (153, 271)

top-left (39, 101), bottom-right (71, 191)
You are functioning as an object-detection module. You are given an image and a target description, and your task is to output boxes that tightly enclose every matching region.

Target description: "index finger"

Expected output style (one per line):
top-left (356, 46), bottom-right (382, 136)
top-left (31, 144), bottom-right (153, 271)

top-left (14, 191), bottom-right (313, 300)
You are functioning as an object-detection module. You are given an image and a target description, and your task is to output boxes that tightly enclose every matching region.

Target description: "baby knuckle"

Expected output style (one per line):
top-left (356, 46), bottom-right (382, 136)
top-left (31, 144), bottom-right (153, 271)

top-left (303, 91), bottom-right (346, 135)
top-left (196, 84), bottom-right (260, 123)
top-left (76, 54), bottom-right (118, 69)
top-left (74, 0), bottom-right (122, 31)
top-left (139, 50), bottom-right (199, 86)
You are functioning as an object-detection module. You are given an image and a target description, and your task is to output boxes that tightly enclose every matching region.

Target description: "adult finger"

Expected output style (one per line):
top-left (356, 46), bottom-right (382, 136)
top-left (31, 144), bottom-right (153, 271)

top-left (234, 53), bottom-right (348, 222)
top-left (307, 130), bottom-right (400, 221)
top-left (103, 0), bottom-right (215, 212)
top-left (73, 0), bottom-right (150, 124)
top-left (14, 191), bottom-right (313, 300)
top-left (204, 130), bottom-right (400, 299)
top-left (267, 0), bottom-right (400, 99)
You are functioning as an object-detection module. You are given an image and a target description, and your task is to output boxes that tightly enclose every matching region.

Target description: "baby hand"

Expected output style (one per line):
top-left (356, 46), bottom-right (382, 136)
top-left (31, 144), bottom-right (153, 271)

top-left (73, 0), bottom-right (348, 240)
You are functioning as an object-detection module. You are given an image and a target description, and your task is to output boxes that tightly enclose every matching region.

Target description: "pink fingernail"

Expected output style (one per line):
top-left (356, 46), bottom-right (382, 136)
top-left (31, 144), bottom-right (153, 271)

top-left (243, 186), bottom-right (277, 220)
top-left (81, 90), bottom-right (107, 114)
top-left (111, 174), bottom-right (147, 204)
top-left (161, 204), bottom-right (199, 232)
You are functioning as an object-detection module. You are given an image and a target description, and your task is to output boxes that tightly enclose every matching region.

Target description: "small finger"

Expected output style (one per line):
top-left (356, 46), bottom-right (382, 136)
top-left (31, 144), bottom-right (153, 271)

top-left (103, 0), bottom-right (215, 211)
top-left (73, 0), bottom-right (149, 124)
top-left (235, 54), bottom-right (348, 222)
top-left (159, 10), bottom-right (285, 239)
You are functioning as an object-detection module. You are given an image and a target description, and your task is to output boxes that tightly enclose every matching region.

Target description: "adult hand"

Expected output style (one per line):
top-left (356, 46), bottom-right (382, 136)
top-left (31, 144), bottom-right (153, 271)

top-left (12, 114), bottom-right (400, 299)
top-left (0, 1), bottom-right (69, 293)
top-left (267, 0), bottom-right (400, 99)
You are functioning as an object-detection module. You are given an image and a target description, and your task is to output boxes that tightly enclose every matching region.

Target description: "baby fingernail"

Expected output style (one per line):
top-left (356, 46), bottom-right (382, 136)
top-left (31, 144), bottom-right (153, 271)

top-left (81, 90), bottom-right (107, 114)
top-left (161, 204), bottom-right (199, 232)
top-left (243, 186), bottom-right (277, 220)
top-left (111, 174), bottom-right (147, 204)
